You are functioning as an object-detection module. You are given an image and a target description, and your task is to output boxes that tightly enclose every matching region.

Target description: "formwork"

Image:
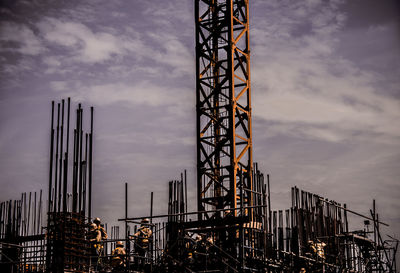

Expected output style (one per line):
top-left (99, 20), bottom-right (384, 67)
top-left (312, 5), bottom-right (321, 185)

top-left (46, 212), bottom-right (90, 272)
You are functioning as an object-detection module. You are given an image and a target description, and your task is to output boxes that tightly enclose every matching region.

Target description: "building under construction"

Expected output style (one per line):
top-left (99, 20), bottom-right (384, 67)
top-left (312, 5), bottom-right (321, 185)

top-left (0, 1), bottom-right (398, 272)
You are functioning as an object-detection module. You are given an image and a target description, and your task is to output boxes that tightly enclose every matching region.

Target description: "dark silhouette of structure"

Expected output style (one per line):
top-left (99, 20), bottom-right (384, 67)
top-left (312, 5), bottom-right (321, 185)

top-left (0, 1), bottom-right (398, 272)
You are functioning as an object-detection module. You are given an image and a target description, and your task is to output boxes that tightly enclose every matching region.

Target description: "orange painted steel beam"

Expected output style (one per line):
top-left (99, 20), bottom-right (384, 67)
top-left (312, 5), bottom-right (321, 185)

top-left (196, 0), bottom-right (253, 221)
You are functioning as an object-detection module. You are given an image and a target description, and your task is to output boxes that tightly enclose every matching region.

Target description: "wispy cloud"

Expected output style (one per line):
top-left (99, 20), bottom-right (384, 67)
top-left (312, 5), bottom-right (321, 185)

top-left (36, 16), bottom-right (193, 78)
top-left (38, 18), bottom-right (142, 64)
top-left (50, 80), bottom-right (193, 115)
top-left (251, 0), bottom-right (400, 144)
top-left (0, 21), bottom-right (44, 55)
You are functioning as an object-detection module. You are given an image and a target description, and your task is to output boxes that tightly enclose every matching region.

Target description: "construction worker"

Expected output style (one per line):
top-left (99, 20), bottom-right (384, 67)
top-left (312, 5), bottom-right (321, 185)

top-left (111, 241), bottom-right (126, 271)
top-left (309, 239), bottom-right (326, 260)
top-left (187, 234), bottom-right (202, 266)
top-left (299, 267), bottom-right (306, 273)
top-left (197, 234), bottom-right (213, 252)
top-left (184, 233), bottom-right (196, 263)
top-left (93, 217), bottom-right (108, 240)
top-left (196, 234), bottom-right (209, 255)
top-left (314, 240), bottom-right (326, 260)
top-left (88, 223), bottom-right (102, 265)
top-left (132, 218), bottom-right (152, 266)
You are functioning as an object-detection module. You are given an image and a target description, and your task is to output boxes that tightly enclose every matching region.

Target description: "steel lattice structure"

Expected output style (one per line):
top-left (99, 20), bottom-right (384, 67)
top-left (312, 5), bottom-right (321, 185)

top-left (196, 0), bottom-right (253, 220)
top-left (1, 1), bottom-right (398, 272)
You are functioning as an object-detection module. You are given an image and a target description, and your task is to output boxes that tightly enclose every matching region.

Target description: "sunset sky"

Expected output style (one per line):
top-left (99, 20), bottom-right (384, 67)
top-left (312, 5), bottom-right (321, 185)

top-left (0, 0), bottom-right (399, 249)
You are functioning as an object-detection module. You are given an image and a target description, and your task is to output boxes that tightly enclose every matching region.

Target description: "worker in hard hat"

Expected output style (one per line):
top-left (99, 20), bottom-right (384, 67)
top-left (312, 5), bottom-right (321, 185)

top-left (184, 233), bottom-right (196, 263)
top-left (314, 240), bottom-right (326, 260)
top-left (88, 223), bottom-right (102, 266)
top-left (132, 218), bottom-right (152, 267)
top-left (88, 223), bottom-right (102, 251)
top-left (309, 239), bottom-right (326, 260)
top-left (111, 241), bottom-right (126, 271)
top-left (93, 217), bottom-right (108, 240)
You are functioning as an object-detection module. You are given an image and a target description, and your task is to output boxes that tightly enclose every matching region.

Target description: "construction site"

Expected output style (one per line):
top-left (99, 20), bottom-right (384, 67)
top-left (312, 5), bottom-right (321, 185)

top-left (0, 1), bottom-right (398, 272)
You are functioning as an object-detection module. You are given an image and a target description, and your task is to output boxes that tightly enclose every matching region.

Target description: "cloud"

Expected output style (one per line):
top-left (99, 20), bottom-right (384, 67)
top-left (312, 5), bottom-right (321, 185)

top-left (0, 21), bottom-right (44, 55)
top-left (0, 0), bottom-right (194, 79)
top-left (145, 32), bottom-right (194, 76)
top-left (251, 0), bottom-right (400, 144)
top-left (253, 61), bottom-right (400, 142)
top-left (38, 18), bottom-right (140, 63)
top-left (111, 11), bottom-right (126, 18)
top-left (50, 81), bottom-right (68, 92)
top-left (57, 80), bottom-right (193, 114)
top-left (36, 16), bottom-right (193, 78)
top-left (82, 82), bottom-right (177, 107)
top-left (142, 0), bottom-right (192, 30)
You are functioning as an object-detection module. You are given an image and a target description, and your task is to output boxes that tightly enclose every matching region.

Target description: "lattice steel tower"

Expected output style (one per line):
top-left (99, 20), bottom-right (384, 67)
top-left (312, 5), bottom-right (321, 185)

top-left (196, 0), bottom-right (253, 220)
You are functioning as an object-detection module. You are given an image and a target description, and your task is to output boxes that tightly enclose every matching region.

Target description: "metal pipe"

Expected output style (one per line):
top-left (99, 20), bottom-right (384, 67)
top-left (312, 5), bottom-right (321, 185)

top-left (12, 199), bottom-right (16, 236)
top-left (373, 200), bottom-right (377, 246)
top-left (38, 190), bottom-right (42, 235)
top-left (150, 192), bottom-right (154, 224)
top-left (119, 204), bottom-right (269, 222)
top-left (88, 107), bottom-right (93, 221)
top-left (72, 128), bottom-right (77, 213)
top-left (318, 197), bottom-right (388, 226)
top-left (16, 199), bottom-right (21, 237)
top-left (72, 105), bottom-right (80, 213)
top-left (267, 174), bottom-right (272, 236)
top-left (27, 192), bottom-right (31, 236)
top-left (124, 182), bottom-right (130, 270)
top-left (48, 101), bottom-right (55, 214)
top-left (63, 98), bottom-right (70, 212)
top-left (125, 183), bottom-right (128, 237)
top-left (23, 192), bottom-right (27, 236)
top-left (0, 202), bottom-right (3, 238)
top-left (184, 170), bottom-right (188, 221)
top-left (62, 154), bottom-right (68, 213)
top-left (33, 192), bottom-right (37, 235)
top-left (78, 107), bottom-right (83, 214)
top-left (180, 176), bottom-right (184, 222)
top-left (371, 211), bottom-right (392, 272)
top-left (58, 100), bottom-right (64, 212)
top-left (239, 169), bottom-right (244, 268)
top-left (262, 177), bottom-right (267, 259)
top-left (82, 133), bottom-right (88, 216)
top-left (54, 103), bottom-right (60, 212)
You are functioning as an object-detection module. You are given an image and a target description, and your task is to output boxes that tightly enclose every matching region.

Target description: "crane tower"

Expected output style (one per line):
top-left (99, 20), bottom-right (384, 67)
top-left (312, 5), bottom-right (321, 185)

top-left (196, 0), bottom-right (253, 220)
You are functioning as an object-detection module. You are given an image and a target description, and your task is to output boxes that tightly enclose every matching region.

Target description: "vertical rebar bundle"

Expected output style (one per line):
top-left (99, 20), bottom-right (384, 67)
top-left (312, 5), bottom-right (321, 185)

top-left (0, 191), bottom-right (45, 272)
top-left (46, 99), bottom-right (94, 273)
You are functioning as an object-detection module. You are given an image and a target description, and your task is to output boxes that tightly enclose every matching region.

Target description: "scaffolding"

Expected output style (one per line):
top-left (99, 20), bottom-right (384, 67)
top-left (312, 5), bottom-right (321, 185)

top-left (0, 1), bottom-right (398, 272)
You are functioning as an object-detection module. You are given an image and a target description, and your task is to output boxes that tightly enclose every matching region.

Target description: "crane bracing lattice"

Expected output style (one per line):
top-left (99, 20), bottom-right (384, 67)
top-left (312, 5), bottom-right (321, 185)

top-left (196, 0), bottom-right (253, 221)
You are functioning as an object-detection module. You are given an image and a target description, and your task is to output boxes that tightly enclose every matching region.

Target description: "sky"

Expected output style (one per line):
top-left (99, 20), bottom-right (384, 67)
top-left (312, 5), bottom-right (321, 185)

top-left (0, 0), bottom-right (399, 257)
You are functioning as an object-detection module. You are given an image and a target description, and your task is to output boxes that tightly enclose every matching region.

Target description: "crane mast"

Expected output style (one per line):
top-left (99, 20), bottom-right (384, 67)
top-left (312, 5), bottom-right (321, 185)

top-left (196, 0), bottom-right (253, 220)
